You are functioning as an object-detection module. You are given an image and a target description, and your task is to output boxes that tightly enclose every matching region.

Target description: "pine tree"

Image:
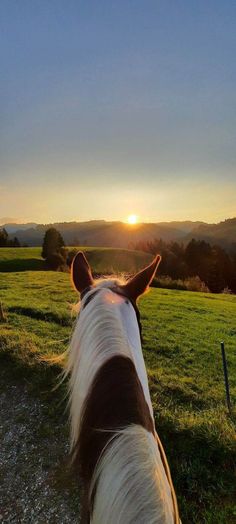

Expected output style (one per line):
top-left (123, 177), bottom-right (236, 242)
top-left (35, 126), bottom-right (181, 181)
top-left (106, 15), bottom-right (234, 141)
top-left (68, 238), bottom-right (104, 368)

top-left (41, 228), bottom-right (65, 259)
top-left (0, 228), bottom-right (8, 247)
top-left (207, 256), bottom-right (225, 293)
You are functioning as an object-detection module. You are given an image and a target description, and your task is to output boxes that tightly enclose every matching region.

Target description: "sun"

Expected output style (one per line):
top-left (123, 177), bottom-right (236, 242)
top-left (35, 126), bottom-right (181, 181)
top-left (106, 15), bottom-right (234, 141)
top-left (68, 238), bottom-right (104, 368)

top-left (127, 214), bottom-right (138, 225)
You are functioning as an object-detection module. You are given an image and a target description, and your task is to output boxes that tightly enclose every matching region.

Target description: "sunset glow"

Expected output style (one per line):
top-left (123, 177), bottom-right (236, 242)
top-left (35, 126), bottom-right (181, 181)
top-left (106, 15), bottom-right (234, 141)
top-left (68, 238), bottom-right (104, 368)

top-left (127, 214), bottom-right (138, 225)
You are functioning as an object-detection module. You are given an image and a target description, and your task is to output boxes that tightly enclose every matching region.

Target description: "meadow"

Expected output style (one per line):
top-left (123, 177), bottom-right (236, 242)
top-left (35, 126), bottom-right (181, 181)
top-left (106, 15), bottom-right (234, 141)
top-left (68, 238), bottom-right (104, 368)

top-left (0, 246), bottom-right (152, 273)
top-left (0, 248), bottom-right (236, 523)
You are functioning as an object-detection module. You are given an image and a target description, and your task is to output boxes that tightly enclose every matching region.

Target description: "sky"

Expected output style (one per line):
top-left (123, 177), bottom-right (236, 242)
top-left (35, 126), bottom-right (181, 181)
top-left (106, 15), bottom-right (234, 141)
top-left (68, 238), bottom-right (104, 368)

top-left (1, 1), bottom-right (236, 224)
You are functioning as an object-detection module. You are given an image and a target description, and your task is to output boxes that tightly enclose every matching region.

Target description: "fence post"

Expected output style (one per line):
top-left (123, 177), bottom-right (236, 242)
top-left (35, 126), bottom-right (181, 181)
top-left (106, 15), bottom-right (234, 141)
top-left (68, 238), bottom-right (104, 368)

top-left (220, 341), bottom-right (231, 414)
top-left (0, 301), bottom-right (5, 322)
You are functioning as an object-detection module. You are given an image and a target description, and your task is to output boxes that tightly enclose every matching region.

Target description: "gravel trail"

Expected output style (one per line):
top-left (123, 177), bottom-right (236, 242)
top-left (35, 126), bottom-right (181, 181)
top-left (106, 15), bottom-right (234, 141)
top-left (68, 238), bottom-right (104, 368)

top-left (0, 375), bottom-right (81, 523)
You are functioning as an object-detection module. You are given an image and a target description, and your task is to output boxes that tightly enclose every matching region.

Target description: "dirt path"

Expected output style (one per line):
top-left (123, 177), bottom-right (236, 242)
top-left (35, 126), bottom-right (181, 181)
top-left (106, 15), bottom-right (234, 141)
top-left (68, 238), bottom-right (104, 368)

top-left (0, 374), bottom-right (81, 523)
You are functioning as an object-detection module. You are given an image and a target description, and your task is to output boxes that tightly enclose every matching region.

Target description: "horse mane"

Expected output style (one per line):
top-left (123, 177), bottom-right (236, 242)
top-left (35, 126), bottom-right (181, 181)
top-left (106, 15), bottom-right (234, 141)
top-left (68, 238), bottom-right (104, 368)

top-left (90, 425), bottom-right (174, 524)
top-left (66, 278), bottom-right (175, 523)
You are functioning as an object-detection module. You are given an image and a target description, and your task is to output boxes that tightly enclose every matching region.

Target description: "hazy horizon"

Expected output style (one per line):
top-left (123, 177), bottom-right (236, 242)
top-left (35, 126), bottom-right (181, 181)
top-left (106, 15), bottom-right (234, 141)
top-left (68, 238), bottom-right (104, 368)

top-left (0, 214), bottom-right (235, 228)
top-left (1, 2), bottom-right (236, 224)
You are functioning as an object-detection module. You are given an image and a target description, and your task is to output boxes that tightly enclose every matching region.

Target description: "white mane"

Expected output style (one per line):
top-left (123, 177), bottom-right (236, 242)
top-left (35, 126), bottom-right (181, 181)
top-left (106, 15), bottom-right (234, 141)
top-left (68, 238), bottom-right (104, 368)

top-left (90, 425), bottom-right (174, 524)
top-left (66, 279), bottom-right (133, 447)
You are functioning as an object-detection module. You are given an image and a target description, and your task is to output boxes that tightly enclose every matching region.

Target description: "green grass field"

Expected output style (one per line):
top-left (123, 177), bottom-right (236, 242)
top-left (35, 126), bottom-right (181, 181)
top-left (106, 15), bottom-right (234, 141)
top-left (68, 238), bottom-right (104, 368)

top-left (0, 250), bottom-right (236, 523)
top-left (0, 246), bottom-right (152, 273)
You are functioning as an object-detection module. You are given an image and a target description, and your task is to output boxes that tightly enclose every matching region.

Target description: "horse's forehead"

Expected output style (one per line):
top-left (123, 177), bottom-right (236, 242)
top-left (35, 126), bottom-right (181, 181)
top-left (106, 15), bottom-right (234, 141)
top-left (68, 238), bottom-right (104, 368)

top-left (95, 281), bottom-right (127, 306)
top-left (81, 279), bottom-right (126, 310)
top-left (95, 278), bottom-right (122, 289)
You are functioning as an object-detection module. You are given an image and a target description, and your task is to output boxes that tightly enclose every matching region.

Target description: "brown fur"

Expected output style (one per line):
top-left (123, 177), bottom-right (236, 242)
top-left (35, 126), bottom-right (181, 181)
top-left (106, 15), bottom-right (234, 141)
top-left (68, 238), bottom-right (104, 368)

top-left (73, 355), bottom-right (154, 518)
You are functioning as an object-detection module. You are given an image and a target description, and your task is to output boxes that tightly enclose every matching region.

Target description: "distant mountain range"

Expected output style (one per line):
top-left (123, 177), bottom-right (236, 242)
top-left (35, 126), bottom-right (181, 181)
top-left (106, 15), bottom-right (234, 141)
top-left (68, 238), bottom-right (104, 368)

top-left (1, 218), bottom-right (236, 251)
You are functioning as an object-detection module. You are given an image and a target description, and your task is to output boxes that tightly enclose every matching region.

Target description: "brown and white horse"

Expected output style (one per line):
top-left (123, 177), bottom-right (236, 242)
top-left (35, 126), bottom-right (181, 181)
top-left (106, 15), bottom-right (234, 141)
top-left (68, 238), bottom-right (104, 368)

top-left (66, 252), bottom-right (180, 524)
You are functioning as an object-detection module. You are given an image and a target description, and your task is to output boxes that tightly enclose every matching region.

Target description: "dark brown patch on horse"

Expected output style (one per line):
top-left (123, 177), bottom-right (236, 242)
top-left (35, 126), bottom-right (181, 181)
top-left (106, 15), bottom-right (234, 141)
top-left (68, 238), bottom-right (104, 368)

top-left (73, 355), bottom-right (154, 518)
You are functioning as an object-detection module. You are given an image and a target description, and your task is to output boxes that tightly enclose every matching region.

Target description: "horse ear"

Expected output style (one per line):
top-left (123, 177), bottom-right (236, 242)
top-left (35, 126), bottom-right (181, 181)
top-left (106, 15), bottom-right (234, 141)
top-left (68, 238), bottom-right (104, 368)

top-left (121, 254), bottom-right (161, 302)
top-left (71, 251), bottom-right (94, 294)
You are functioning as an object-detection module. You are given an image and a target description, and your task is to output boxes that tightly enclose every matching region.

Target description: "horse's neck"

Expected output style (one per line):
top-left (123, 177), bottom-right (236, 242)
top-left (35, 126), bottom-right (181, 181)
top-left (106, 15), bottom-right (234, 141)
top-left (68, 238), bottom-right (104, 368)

top-left (118, 299), bottom-right (154, 419)
top-left (67, 298), bottom-right (133, 446)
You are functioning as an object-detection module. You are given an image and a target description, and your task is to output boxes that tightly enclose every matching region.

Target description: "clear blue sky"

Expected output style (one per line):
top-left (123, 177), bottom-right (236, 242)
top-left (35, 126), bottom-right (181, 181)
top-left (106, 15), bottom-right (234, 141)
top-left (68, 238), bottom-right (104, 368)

top-left (1, 1), bottom-right (235, 223)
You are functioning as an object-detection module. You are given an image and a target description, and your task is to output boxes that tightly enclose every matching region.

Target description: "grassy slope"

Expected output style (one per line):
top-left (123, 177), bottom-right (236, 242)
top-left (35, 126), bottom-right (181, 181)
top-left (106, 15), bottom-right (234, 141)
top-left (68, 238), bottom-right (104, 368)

top-left (0, 271), bottom-right (236, 523)
top-left (141, 289), bottom-right (236, 523)
top-left (0, 247), bottom-right (152, 273)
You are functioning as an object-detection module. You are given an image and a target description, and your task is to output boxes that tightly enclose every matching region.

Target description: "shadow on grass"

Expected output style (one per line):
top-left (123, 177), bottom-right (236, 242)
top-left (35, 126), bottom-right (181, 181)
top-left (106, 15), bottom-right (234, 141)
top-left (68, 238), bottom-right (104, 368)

top-left (0, 352), bottom-right (66, 414)
top-left (0, 258), bottom-right (45, 272)
top-left (155, 412), bottom-right (236, 523)
top-left (8, 306), bottom-right (72, 326)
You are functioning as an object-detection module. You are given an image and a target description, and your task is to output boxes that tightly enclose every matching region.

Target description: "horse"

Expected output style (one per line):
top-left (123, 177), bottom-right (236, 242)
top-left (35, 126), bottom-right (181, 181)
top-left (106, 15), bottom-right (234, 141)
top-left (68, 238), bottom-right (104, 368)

top-left (65, 251), bottom-right (180, 523)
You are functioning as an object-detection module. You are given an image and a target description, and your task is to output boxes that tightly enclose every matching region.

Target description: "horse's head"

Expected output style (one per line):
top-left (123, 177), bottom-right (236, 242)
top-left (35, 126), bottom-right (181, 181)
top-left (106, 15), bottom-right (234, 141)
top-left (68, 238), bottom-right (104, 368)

top-left (71, 251), bottom-right (161, 345)
top-left (71, 250), bottom-right (161, 302)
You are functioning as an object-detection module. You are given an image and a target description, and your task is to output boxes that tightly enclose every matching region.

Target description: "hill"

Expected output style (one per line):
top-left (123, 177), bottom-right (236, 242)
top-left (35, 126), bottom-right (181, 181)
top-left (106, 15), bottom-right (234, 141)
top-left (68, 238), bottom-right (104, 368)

top-left (2, 217), bottom-right (236, 250)
top-left (185, 217), bottom-right (236, 250)
top-left (4, 220), bottom-right (188, 247)
top-left (0, 246), bottom-right (152, 273)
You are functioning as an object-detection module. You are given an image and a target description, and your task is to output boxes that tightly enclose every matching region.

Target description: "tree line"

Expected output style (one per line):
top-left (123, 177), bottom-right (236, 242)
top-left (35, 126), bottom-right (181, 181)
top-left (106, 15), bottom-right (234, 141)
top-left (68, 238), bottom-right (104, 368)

top-left (2, 225), bottom-right (236, 293)
top-left (133, 238), bottom-right (236, 293)
top-left (44, 228), bottom-right (236, 293)
top-left (0, 228), bottom-right (21, 247)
